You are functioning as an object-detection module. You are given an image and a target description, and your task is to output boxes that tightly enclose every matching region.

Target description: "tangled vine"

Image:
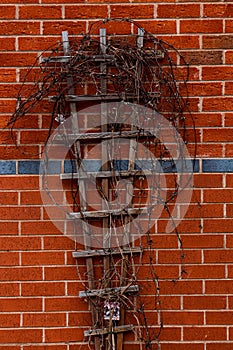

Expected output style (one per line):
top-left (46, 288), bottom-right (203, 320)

top-left (9, 19), bottom-right (196, 350)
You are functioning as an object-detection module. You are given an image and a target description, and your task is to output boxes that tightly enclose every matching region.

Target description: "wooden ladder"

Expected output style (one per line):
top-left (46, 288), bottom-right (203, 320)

top-left (57, 28), bottom-right (147, 350)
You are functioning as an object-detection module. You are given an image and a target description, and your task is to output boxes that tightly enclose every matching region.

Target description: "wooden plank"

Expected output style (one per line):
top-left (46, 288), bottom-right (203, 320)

top-left (61, 169), bottom-right (153, 180)
top-left (42, 54), bottom-right (115, 63)
top-left (67, 206), bottom-right (147, 219)
top-left (72, 247), bottom-right (142, 258)
top-left (84, 324), bottom-right (133, 337)
top-left (49, 92), bottom-right (159, 102)
top-left (79, 284), bottom-right (139, 298)
top-left (54, 129), bottom-right (149, 142)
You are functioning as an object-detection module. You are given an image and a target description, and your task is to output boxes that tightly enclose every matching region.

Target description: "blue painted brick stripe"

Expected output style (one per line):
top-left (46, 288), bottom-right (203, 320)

top-left (0, 161), bottom-right (16, 174)
top-left (2, 159), bottom-right (233, 174)
top-left (202, 159), bottom-right (233, 173)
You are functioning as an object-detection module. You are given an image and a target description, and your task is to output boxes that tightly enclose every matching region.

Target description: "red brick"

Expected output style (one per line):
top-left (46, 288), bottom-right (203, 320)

top-left (183, 326), bottom-right (226, 340)
top-left (207, 311), bottom-right (233, 325)
top-left (226, 51), bottom-right (233, 64)
top-left (45, 297), bottom-right (86, 312)
top-left (161, 344), bottom-right (204, 350)
top-left (226, 204), bottom-right (233, 217)
top-left (20, 130), bottom-right (51, 144)
top-left (0, 329), bottom-right (42, 343)
top-left (21, 221), bottom-right (62, 235)
top-left (159, 280), bottom-right (203, 295)
top-left (228, 328), bottom-right (233, 340)
top-left (68, 312), bottom-right (92, 327)
top-left (0, 53), bottom-right (37, 67)
top-left (65, 5), bottom-right (108, 19)
top-left (133, 20), bottom-right (176, 34)
top-left (158, 218), bottom-right (202, 234)
top-left (184, 265), bottom-right (225, 279)
top-left (157, 4), bottom-right (200, 18)
top-left (158, 35), bottom-right (200, 49)
top-left (0, 21), bottom-right (40, 35)
top-left (43, 236), bottom-right (75, 250)
top-left (0, 145), bottom-right (39, 159)
top-left (0, 283), bottom-right (19, 296)
top-left (0, 206), bottom-right (40, 220)
top-left (158, 250), bottom-right (201, 264)
top-left (0, 237), bottom-right (41, 251)
top-left (0, 298), bottom-right (42, 312)
top-left (45, 327), bottom-right (83, 343)
top-left (23, 347), bottom-right (66, 350)
top-left (203, 98), bottom-right (233, 112)
top-left (0, 38), bottom-right (15, 51)
top-left (0, 267), bottom-right (42, 281)
top-left (203, 35), bottom-right (233, 49)
top-left (226, 20), bottom-right (233, 33)
top-left (20, 191), bottom-right (42, 205)
top-left (225, 82), bottom-right (233, 95)
top-left (0, 69), bottom-right (16, 82)
top-left (182, 50), bottom-right (223, 65)
top-left (22, 282), bottom-right (65, 296)
top-left (163, 311), bottom-right (203, 325)
top-left (23, 313), bottom-right (66, 327)
top-left (110, 5), bottom-right (154, 19)
top-left (180, 19), bottom-right (223, 33)
top-left (204, 250), bottom-right (233, 263)
top-left (22, 251), bottom-right (65, 266)
top-left (0, 252), bottom-right (19, 266)
top-left (184, 296), bottom-right (226, 310)
top-left (19, 6), bottom-right (62, 19)
top-left (205, 280), bottom-right (233, 294)
top-left (0, 6), bottom-right (15, 19)
top-left (44, 266), bottom-right (79, 280)
top-left (226, 265), bottom-right (233, 278)
top-left (207, 344), bottom-right (233, 350)
top-left (204, 219), bottom-right (233, 233)
top-left (203, 67), bottom-right (233, 81)
top-left (0, 192), bottom-right (18, 205)
top-left (0, 314), bottom-right (20, 327)
top-left (183, 204), bottom-right (223, 218)
top-left (204, 4), bottom-right (233, 18)
top-left (204, 189), bottom-right (233, 202)
top-left (183, 82), bottom-right (222, 97)
top-left (0, 176), bottom-right (39, 190)
top-left (181, 234), bottom-right (224, 249)
top-left (43, 20), bottom-right (86, 35)
top-left (18, 37), bottom-right (59, 51)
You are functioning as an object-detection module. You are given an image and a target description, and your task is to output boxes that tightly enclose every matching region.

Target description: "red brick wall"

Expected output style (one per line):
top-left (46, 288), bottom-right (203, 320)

top-left (0, 1), bottom-right (233, 350)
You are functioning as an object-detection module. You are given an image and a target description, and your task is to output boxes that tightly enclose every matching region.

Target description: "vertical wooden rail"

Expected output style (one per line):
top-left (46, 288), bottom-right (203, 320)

top-left (99, 28), bottom-right (112, 349)
top-left (62, 31), bottom-right (100, 349)
top-left (117, 28), bottom-right (144, 350)
top-left (100, 28), bottom-right (111, 287)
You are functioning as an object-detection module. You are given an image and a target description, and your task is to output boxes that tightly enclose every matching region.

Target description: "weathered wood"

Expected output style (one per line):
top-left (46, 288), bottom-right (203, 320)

top-left (84, 324), bottom-right (133, 337)
top-left (61, 169), bottom-right (153, 180)
top-left (67, 206), bottom-right (147, 219)
top-left (72, 247), bottom-right (142, 258)
top-left (79, 284), bottom-right (139, 298)
top-left (54, 129), bottom-right (149, 142)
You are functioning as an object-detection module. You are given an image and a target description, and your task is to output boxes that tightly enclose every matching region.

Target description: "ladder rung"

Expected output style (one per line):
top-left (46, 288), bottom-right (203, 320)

top-left (61, 169), bottom-right (153, 180)
top-left (72, 247), bottom-right (142, 258)
top-left (42, 51), bottom-right (164, 64)
top-left (84, 324), bottom-right (133, 337)
top-left (67, 207), bottom-right (147, 219)
top-left (49, 93), bottom-right (144, 102)
top-left (54, 129), bottom-right (152, 142)
top-left (79, 285), bottom-right (139, 298)
top-left (42, 54), bottom-right (115, 64)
